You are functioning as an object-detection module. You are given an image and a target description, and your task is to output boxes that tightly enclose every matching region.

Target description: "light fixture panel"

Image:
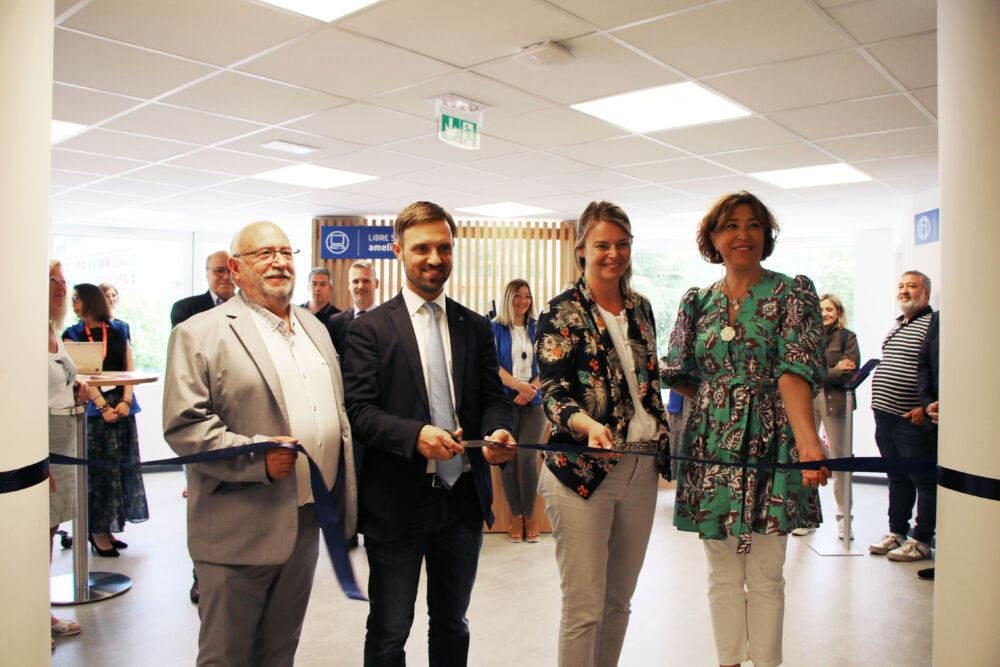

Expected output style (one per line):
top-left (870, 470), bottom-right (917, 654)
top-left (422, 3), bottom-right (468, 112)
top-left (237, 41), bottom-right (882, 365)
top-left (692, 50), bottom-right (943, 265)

top-left (457, 202), bottom-right (554, 218)
top-left (253, 163), bottom-right (378, 189)
top-left (256, 0), bottom-right (381, 22)
top-left (571, 82), bottom-right (751, 133)
top-left (749, 164), bottom-right (871, 189)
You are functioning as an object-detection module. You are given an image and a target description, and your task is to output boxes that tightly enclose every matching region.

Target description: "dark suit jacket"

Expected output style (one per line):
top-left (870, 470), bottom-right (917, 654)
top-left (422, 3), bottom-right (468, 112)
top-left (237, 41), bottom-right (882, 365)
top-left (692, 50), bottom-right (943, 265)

top-left (170, 291), bottom-right (216, 328)
top-left (326, 308), bottom-right (355, 357)
top-left (342, 292), bottom-right (513, 542)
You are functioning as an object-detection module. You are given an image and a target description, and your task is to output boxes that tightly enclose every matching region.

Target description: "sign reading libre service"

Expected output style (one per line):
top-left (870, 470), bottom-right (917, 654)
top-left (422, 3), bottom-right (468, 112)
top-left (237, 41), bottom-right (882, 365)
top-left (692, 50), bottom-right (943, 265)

top-left (320, 226), bottom-right (396, 260)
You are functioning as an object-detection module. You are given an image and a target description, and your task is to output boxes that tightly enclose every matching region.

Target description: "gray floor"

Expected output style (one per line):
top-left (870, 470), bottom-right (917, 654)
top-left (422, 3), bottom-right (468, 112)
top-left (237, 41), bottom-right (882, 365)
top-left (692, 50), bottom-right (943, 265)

top-left (50, 472), bottom-right (933, 666)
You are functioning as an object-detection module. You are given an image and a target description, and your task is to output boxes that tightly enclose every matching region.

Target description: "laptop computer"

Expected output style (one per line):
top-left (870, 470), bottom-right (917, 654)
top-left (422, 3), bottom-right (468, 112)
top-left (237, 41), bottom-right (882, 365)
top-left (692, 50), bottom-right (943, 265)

top-left (64, 341), bottom-right (104, 375)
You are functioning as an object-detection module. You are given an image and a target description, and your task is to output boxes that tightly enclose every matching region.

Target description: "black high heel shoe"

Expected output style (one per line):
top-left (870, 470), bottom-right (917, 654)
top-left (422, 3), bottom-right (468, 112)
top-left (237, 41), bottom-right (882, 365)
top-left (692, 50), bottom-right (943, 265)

top-left (110, 538), bottom-right (128, 550)
top-left (88, 534), bottom-right (119, 558)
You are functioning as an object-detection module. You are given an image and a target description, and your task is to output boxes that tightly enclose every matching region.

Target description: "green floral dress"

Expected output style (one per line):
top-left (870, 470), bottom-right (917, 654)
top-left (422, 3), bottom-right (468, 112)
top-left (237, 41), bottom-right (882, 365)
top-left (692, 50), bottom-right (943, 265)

top-left (661, 271), bottom-right (824, 553)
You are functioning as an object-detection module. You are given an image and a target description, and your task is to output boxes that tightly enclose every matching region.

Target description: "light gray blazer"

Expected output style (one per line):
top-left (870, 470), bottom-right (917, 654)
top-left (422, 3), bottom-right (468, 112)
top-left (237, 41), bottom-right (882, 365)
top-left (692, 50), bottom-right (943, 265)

top-left (162, 295), bottom-right (357, 566)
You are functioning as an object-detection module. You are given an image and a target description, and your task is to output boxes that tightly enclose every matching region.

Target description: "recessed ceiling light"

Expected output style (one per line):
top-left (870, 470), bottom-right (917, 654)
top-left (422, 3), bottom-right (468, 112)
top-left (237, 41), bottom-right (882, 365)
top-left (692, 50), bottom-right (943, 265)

top-left (256, 0), bottom-right (381, 22)
top-left (456, 202), bottom-right (555, 218)
top-left (261, 140), bottom-right (319, 155)
top-left (749, 164), bottom-right (872, 189)
top-left (253, 164), bottom-right (377, 189)
top-left (571, 82), bottom-right (751, 133)
top-left (98, 208), bottom-right (187, 223)
top-left (51, 120), bottom-right (88, 144)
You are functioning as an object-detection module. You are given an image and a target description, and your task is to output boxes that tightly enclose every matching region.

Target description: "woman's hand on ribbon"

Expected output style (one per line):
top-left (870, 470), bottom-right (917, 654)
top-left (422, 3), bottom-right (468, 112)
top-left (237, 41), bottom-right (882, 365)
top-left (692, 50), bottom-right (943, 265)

top-left (797, 439), bottom-right (831, 488)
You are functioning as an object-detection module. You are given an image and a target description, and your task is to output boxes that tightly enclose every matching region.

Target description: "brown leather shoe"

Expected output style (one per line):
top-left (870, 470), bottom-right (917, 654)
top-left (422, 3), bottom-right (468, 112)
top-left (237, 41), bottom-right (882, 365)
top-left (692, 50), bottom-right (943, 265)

top-left (524, 516), bottom-right (540, 543)
top-left (506, 516), bottom-right (523, 543)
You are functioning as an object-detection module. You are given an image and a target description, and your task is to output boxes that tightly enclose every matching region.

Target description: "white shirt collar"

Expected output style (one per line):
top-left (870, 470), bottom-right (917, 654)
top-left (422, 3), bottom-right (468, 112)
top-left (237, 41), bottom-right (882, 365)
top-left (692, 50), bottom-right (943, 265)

top-left (401, 284), bottom-right (447, 317)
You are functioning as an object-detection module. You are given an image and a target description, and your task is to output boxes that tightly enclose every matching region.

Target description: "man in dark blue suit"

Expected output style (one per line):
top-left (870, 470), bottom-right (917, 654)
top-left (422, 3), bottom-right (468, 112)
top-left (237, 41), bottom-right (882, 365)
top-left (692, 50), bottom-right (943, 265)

top-left (170, 250), bottom-right (236, 328)
top-left (343, 201), bottom-right (515, 666)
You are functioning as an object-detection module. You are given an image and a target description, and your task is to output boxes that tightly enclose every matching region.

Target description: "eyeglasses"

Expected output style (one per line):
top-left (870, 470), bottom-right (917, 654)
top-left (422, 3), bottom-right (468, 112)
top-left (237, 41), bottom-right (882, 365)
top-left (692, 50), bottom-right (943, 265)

top-left (206, 267), bottom-right (231, 277)
top-left (71, 295), bottom-right (81, 302)
top-left (49, 278), bottom-right (67, 287)
top-left (231, 248), bottom-right (300, 263)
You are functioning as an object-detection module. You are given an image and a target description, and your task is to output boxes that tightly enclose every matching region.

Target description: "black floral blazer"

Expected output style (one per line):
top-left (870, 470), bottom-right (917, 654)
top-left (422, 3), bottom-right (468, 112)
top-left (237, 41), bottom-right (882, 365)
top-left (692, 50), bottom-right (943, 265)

top-left (535, 276), bottom-right (669, 499)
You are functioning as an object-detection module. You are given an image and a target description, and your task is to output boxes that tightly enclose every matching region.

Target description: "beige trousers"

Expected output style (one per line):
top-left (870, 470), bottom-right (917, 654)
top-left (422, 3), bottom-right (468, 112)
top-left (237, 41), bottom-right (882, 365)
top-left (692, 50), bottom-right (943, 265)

top-left (703, 533), bottom-right (788, 667)
top-left (540, 455), bottom-right (658, 667)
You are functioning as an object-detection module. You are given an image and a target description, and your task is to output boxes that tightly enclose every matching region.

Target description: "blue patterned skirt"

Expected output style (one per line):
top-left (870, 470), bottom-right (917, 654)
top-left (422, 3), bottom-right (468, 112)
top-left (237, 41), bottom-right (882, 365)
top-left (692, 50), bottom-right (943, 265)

top-left (86, 388), bottom-right (149, 533)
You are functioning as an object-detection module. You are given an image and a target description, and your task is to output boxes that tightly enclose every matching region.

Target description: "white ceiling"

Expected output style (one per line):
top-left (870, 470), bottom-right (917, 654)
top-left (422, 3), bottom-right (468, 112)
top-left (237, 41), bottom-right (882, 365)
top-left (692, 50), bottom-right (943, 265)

top-left (50, 0), bottom-right (938, 240)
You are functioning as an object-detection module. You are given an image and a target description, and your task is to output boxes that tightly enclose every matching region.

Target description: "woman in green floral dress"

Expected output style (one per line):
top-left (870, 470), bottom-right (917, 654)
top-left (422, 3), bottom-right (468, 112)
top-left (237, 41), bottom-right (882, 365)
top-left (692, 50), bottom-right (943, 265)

top-left (661, 192), bottom-right (830, 667)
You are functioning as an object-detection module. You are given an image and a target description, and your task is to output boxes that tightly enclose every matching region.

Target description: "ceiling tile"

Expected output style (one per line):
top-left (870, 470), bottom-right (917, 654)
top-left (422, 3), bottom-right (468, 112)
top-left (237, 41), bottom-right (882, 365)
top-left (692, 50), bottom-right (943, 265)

top-left (53, 189), bottom-right (148, 208)
top-left (616, 157), bottom-right (733, 183)
top-left (52, 84), bottom-right (141, 125)
top-left (165, 148), bottom-right (294, 176)
top-left (238, 27), bottom-right (456, 100)
top-left (51, 148), bottom-right (148, 175)
top-left (62, 0), bottom-right (318, 66)
top-left (854, 153), bottom-right (939, 180)
top-left (463, 181), bottom-right (572, 202)
top-left (465, 152), bottom-right (591, 180)
top-left (157, 189), bottom-right (268, 210)
top-left (594, 184), bottom-right (697, 207)
top-left (385, 134), bottom-right (530, 164)
top-left (706, 143), bottom-right (833, 172)
top-left (285, 104), bottom-right (430, 145)
top-left (881, 173), bottom-right (940, 195)
top-left (911, 87), bottom-right (937, 117)
top-left (484, 107), bottom-right (625, 149)
top-left (218, 129), bottom-right (364, 162)
top-left (51, 170), bottom-right (102, 188)
top-left (335, 178), bottom-right (433, 200)
top-left (86, 177), bottom-right (188, 198)
top-left (534, 169), bottom-right (647, 192)
top-left (471, 33), bottom-right (682, 105)
top-left (368, 71), bottom-right (555, 121)
top-left (866, 32), bottom-right (937, 89)
top-left (58, 129), bottom-right (198, 161)
top-left (286, 189), bottom-right (381, 210)
top-left (818, 126), bottom-right (937, 162)
top-left (209, 179), bottom-right (315, 198)
top-left (54, 28), bottom-right (216, 99)
top-left (551, 136), bottom-right (686, 168)
top-left (666, 175), bottom-right (786, 200)
top-left (770, 94), bottom-right (931, 139)
top-left (126, 164), bottom-right (239, 188)
top-left (614, 0), bottom-right (849, 78)
top-left (545, 0), bottom-right (712, 30)
top-left (314, 148), bottom-right (445, 178)
top-left (103, 104), bottom-right (266, 145)
top-left (399, 166), bottom-right (517, 191)
top-left (651, 117), bottom-right (800, 154)
top-left (337, 0), bottom-right (592, 68)
top-left (820, 0), bottom-right (936, 44)
top-left (162, 72), bottom-right (347, 125)
top-left (705, 49), bottom-right (898, 113)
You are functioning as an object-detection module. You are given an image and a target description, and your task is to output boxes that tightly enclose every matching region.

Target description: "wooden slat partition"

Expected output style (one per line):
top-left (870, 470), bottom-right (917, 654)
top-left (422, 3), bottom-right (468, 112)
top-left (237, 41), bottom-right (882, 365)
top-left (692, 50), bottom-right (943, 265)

top-left (312, 216), bottom-right (579, 315)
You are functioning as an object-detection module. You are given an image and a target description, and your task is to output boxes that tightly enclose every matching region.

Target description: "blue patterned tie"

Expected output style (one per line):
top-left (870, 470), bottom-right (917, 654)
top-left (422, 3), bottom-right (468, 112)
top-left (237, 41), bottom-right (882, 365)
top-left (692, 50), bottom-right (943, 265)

top-left (423, 301), bottom-right (461, 488)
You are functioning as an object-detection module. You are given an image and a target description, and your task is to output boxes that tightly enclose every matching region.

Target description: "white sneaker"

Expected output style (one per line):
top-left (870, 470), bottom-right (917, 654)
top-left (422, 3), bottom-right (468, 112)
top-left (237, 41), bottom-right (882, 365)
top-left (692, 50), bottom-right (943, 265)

top-left (869, 533), bottom-right (905, 555)
top-left (791, 527), bottom-right (816, 536)
top-left (888, 539), bottom-right (931, 562)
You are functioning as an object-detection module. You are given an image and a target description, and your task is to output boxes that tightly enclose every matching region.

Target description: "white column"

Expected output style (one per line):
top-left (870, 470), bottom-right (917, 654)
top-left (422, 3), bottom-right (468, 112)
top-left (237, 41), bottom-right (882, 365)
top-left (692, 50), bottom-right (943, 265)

top-left (934, 1), bottom-right (1000, 664)
top-left (0, 0), bottom-right (55, 662)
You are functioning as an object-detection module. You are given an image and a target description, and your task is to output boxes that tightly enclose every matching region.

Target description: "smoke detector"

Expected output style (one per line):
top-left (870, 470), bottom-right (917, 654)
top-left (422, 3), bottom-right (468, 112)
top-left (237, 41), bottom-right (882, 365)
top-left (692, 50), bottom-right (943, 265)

top-left (513, 41), bottom-right (575, 68)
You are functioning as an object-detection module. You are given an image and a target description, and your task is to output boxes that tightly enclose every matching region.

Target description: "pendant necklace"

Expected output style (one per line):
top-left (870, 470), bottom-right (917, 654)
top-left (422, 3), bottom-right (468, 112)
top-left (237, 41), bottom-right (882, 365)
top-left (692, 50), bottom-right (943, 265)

top-left (720, 276), bottom-right (748, 342)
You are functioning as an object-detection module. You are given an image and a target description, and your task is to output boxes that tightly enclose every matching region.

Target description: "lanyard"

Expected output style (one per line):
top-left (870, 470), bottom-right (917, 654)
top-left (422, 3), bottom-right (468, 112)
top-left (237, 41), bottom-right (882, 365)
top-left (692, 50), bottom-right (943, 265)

top-left (83, 321), bottom-right (108, 361)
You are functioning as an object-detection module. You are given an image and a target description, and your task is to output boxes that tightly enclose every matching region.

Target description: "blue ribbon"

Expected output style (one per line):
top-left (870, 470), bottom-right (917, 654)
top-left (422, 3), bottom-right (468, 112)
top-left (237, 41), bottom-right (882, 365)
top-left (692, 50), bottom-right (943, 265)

top-left (50, 442), bottom-right (366, 602)
top-left (938, 466), bottom-right (1000, 502)
top-left (0, 458), bottom-right (48, 494)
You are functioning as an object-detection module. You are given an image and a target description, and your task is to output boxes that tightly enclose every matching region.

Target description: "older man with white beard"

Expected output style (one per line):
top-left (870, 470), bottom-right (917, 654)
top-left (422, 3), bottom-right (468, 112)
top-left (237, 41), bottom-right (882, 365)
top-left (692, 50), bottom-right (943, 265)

top-left (163, 221), bottom-right (356, 666)
top-left (868, 270), bottom-right (937, 563)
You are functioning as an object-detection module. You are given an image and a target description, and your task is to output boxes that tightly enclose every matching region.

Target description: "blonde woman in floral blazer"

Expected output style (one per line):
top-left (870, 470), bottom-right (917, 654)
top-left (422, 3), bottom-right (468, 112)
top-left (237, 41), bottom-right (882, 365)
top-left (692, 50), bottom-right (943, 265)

top-left (535, 201), bottom-right (669, 667)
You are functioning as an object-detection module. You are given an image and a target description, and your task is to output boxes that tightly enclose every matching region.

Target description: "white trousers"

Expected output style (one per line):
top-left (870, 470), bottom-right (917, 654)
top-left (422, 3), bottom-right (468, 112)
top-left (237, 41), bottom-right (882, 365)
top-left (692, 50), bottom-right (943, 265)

top-left (813, 393), bottom-right (853, 519)
top-left (703, 533), bottom-right (788, 667)
top-left (540, 455), bottom-right (659, 667)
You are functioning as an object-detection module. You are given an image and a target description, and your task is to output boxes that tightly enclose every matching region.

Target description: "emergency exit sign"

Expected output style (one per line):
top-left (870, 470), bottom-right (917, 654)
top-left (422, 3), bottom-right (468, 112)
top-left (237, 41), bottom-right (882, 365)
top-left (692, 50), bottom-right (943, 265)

top-left (438, 113), bottom-right (479, 150)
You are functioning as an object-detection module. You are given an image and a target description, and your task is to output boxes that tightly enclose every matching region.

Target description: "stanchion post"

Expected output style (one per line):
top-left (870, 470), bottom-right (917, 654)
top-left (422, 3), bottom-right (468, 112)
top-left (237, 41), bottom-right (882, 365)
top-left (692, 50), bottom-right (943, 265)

top-left (843, 389), bottom-right (854, 552)
top-left (72, 409), bottom-right (89, 599)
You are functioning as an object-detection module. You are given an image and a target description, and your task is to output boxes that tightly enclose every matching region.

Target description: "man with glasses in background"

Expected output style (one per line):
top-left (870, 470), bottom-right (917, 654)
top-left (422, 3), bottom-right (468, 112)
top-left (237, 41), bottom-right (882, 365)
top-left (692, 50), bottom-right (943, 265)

top-left (163, 221), bottom-right (356, 666)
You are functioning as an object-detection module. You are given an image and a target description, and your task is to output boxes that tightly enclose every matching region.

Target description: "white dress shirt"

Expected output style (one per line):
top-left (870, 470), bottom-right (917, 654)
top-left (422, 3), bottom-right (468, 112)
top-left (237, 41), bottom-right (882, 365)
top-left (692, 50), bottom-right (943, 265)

top-left (245, 296), bottom-right (342, 505)
top-left (596, 304), bottom-right (659, 443)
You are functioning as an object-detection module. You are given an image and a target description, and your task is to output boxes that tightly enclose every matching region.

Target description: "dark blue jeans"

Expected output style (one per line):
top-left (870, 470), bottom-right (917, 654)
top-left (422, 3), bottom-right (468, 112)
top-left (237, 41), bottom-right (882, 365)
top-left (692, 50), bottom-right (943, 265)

top-left (873, 409), bottom-right (938, 544)
top-left (363, 473), bottom-right (484, 667)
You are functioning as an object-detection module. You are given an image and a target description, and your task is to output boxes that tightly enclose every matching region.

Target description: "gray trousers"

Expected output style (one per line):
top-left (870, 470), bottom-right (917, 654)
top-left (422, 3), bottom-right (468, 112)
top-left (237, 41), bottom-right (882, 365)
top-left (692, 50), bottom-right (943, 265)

top-left (194, 504), bottom-right (320, 667)
top-left (813, 394), bottom-right (852, 519)
top-left (500, 402), bottom-right (548, 516)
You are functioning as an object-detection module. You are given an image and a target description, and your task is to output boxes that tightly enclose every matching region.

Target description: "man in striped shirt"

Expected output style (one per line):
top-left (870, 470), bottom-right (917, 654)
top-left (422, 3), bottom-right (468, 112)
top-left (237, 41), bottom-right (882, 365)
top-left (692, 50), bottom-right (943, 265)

top-left (869, 270), bottom-right (937, 562)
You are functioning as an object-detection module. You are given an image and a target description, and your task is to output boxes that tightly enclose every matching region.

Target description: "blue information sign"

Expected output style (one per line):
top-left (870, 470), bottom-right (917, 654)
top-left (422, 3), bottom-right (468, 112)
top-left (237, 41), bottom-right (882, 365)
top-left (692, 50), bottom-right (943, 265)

top-left (914, 209), bottom-right (939, 246)
top-left (320, 226), bottom-right (396, 260)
